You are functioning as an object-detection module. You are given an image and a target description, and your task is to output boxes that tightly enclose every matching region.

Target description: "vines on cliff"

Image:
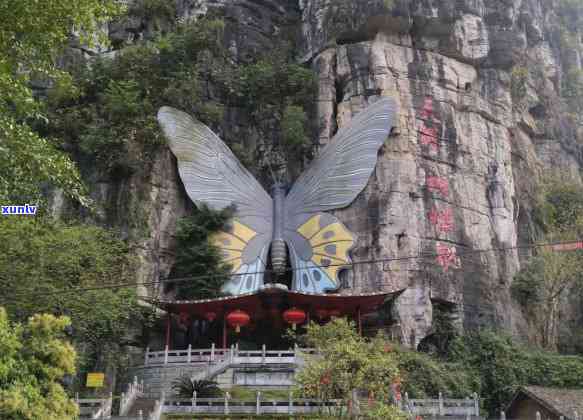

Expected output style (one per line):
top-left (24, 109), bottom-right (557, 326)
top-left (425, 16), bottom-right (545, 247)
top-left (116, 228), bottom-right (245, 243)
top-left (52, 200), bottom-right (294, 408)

top-left (42, 11), bottom-right (316, 185)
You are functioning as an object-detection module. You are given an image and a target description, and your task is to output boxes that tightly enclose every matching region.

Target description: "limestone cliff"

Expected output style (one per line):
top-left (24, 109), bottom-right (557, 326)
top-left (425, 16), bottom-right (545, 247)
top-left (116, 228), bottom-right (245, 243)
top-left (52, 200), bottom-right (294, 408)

top-left (57, 0), bottom-right (583, 348)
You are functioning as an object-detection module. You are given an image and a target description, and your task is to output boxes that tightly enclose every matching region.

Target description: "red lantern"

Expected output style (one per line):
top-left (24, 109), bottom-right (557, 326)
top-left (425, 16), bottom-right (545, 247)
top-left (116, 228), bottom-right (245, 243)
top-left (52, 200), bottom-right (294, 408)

top-left (283, 307), bottom-right (306, 330)
top-left (226, 309), bottom-right (250, 333)
top-left (205, 312), bottom-right (217, 322)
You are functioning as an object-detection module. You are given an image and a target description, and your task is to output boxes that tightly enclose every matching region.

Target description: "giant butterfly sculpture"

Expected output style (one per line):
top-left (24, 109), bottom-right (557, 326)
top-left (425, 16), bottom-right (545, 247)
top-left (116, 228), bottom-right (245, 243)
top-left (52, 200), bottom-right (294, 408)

top-left (158, 97), bottom-right (398, 295)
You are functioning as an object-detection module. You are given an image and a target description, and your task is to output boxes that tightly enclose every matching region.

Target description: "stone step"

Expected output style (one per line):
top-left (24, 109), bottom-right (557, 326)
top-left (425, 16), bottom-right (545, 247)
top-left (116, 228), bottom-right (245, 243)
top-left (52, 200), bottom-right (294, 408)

top-left (127, 397), bottom-right (157, 417)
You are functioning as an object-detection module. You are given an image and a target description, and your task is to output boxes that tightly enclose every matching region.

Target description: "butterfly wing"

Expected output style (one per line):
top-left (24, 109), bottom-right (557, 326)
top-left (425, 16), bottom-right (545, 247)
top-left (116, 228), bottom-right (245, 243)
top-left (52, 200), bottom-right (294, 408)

top-left (286, 213), bottom-right (356, 293)
top-left (283, 97), bottom-right (398, 292)
top-left (158, 107), bottom-right (273, 295)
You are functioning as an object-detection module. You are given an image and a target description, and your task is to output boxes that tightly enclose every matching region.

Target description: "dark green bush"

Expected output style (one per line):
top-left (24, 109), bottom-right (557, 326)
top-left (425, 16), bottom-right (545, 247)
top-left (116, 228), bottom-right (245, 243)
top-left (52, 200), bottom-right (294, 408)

top-left (169, 205), bottom-right (233, 300)
top-left (172, 376), bottom-right (222, 398)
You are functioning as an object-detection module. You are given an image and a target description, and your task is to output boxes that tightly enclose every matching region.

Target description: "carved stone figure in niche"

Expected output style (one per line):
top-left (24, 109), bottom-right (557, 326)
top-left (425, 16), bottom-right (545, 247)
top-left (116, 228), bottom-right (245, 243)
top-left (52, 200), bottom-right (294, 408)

top-left (158, 98), bottom-right (398, 295)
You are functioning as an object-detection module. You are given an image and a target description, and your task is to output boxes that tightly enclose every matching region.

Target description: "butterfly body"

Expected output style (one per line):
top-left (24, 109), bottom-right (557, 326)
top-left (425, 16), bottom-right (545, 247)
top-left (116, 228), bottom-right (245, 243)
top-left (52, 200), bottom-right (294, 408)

top-left (270, 183), bottom-right (287, 275)
top-left (158, 97), bottom-right (398, 296)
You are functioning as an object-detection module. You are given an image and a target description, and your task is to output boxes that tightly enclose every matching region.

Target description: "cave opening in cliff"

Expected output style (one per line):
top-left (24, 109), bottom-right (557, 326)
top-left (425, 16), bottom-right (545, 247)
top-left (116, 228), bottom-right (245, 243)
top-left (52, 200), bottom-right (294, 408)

top-left (417, 300), bottom-right (460, 356)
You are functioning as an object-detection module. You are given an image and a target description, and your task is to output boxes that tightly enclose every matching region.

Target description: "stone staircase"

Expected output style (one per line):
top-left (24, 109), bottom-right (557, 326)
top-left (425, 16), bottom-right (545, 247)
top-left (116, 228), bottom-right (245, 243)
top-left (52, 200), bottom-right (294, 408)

top-left (134, 346), bottom-right (314, 398)
top-left (127, 397), bottom-right (157, 417)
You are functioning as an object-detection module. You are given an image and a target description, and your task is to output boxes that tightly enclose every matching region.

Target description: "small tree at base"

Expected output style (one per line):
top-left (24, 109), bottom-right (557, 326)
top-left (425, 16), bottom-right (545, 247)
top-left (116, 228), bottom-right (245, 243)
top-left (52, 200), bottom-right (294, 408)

top-left (294, 318), bottom-right (406, 419)
top-left (0, 307), bottom-right (78, 420)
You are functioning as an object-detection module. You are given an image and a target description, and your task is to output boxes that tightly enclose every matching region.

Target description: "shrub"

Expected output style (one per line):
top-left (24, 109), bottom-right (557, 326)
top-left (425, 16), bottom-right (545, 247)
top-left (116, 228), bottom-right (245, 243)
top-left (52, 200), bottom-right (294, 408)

top-left (171, 376), bottom-right (221, 398)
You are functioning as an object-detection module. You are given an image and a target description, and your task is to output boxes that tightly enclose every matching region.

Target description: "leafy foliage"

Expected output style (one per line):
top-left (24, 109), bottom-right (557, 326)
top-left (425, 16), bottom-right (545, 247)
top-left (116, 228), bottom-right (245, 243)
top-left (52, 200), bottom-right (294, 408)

top-left (295, 318), bottom-right (404, 419)
top-left (295, 327), bottom-right (581, 417)
top-left (366, 402), bottom-right (408, 420)
top-left (512, 249), bottom-right (583, 349)
top-left (0, 116), bottom-right (86, 205)
top-left (392, 330), bottom-right (583, 416)
top-left (282, 105), bottom-right (309, 155)
top-left (171, 376), bottom-right (221, 398)
top-left (395, 347), bottom-right (479, 400)
top-left (169, 205), bottom-right (233, 300)
top-left (514, 178), bottom-right (583, 349)
top-left (0, 0), bottom-right (122, 204)
top-left (447, 330), bottom-right (583, 416)
top-left (0, 217), bottom-right (152, 384)
top-left (533, 178), bottom-right (583, 238)
top-left (44, 18), bottom-right (227, 175)
top-left (0, 307), bottom-right (78, 420)
top-left (46, 16), bottom-right (315, 181)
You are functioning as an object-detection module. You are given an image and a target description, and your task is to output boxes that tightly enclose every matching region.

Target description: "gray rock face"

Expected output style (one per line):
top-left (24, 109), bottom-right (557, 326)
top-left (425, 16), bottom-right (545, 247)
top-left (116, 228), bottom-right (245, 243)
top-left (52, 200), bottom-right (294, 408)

top-left (301, 0), bottom-right (582, 346)
top-left (64, 0), bottom-right (582, 348)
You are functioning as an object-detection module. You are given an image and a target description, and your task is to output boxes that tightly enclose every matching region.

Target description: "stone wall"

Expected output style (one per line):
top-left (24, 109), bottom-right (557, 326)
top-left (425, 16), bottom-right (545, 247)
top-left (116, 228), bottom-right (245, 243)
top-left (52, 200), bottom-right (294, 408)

top-left (60, 0), bottom-right (583, 347)
top-left (133, 363), bottom-right (296, 397)
top-left (300, 0), bottom-right (582, 346)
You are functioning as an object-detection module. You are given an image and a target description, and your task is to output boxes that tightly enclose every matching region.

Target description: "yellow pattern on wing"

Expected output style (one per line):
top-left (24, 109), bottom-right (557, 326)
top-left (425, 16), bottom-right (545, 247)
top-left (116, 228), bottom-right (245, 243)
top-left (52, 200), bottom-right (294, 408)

top-left (297, 214), bottom-right (322, 240)
top-left (297, 215), bottom-right (356, 282)
top-left (210, 219), bottom-right (258, 273)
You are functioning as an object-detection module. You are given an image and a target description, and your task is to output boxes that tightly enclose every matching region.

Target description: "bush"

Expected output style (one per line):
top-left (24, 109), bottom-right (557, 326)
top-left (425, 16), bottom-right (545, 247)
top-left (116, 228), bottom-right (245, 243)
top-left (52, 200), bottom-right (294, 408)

top-left (46, 15), bottom-right (316, 180)
top-left (168, 205), bottom-right (233, 300)
top-left (171, 376), bottom-right (221, 398)
top-left (447, 330), bottom-right (583, 415)
top-left (395, 348), bottom-right (479, 399)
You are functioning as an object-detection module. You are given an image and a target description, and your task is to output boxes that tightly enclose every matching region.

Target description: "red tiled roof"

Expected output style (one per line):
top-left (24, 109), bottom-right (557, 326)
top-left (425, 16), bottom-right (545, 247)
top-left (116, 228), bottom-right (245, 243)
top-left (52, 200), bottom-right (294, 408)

top-left (150, 285), bottom-right (404, 319)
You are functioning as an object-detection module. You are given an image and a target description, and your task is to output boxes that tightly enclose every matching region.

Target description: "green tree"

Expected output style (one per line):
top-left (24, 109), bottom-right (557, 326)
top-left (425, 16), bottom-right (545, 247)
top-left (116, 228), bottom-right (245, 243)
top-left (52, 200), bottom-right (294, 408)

top-left (0, 217), bottom-right (151, 382)
top-left (0, 0), bottom-right (122, 204)
top-left (0, 307), bottom-right (78, 420)
top-left (533, 178), bottom-right (583, 238)
top-left (448, 330), bottom-right (583, 415)
top-left (513, 178), bottom-right (583, 349)
top-left (169, 205), bottom-right (233, 300)
top-left (512, 249), bottom-right (583, 349)
top-left (295, 318), bottom-right (405, 419)
top-left (46, 17), bottom-right (227, 175)
top-left (396, 345), bottom-right (479, 399)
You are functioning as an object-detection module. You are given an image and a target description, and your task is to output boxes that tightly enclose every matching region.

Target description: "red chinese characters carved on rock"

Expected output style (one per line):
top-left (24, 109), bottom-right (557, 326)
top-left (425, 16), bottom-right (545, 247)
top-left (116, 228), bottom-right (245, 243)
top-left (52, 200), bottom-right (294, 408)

top-left (426, 176), bottom-right (449, 196)
top-left (436, 243), bottom-right (461, 272)
top-left (420, 125), bottom-right (439, 150)
top-left (420, 97), bottom-right (460, 271)
top-left (419, 97), bottom-right (440, 151)
top-left (428, 206), bottom-right (454, 233)
top-left (420, 97), bottom-right (434, 119)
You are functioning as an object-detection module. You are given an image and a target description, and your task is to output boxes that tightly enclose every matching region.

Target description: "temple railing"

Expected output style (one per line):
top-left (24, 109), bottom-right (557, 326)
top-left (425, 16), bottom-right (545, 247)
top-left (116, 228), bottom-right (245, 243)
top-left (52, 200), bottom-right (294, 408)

top-left (399, 392), bottom-right (480, 417)
top-left (75, 393), bottom-right (112, 419)
top-left (143, 344), bottom-right (317, 366)
top-left (119, 376), bottom-right (144, 416)
top-left (161, 396), bottom-right (345, 416)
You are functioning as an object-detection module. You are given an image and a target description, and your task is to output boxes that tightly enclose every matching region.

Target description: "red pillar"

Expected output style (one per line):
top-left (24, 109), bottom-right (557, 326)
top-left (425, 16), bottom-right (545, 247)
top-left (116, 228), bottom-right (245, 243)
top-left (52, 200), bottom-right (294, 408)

top-left (165, 312), bottom-right (172, 349)
top-left (222, 314), bottom-right (227, 349)
top-left (357, 307), bottom-right (362, 336)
